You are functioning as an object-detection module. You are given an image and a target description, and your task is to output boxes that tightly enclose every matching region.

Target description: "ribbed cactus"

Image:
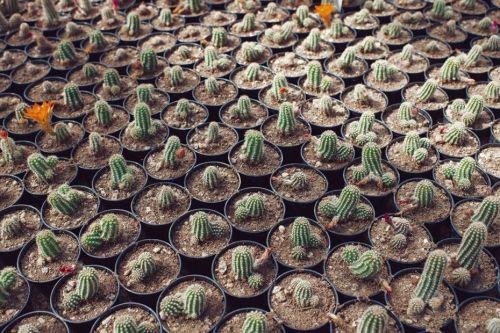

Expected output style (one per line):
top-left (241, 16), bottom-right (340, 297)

top-left (271, 74), bottom-right (288, 101)
top-left (63, 83), bottom-right (84, 111)
top-left (242, 311), bottom-right (267, 333)
top-left (82, 63), bottom-right (98, 80)
top-left (483, 35), bottom-right (500, 52)
top-left (460, 95), bottom-right (483, 127)
top-left (415, 79), bottom-right (438, 103)
top-left (66, 22), bottom-right (81, 37)
top-left (485, 81), bottom-right (500, 102)
top-left (75, 267), bottom-right (99, 301)
top-left (412, 179), bottom-right (434, 208)
top-left (243, 130), bottom-right (264, 164)
top-left (401, 44), bottom-right (414, 63)
top-left (486, 318), bottom-right (500, 333)
top-left (205, 122), bottom-right (219, 144)
top-left (113, 315), bottom-right (137, 333)
top-left (357, 305), bottom-right (388, 333)
top-left (205, 77), bottom-right (220, 95)
top-left (140, 49), bottom-right (158, 74)
top-left (109, 154), bottom-right (135, 190)
top-left (241, 42), bottom-right (265, 62)
top-left (103, 69), bottom-right (121, 96)
top-left (131, 251), bottom-right (156, 282)
top-left (235, 13), bottom-right (256, 33)
top-left (94, 100), bottom-right (112, 127)
top-left (159, 8), bottom-right (172, 25)
top-left (292, 278), bottom-right (319, 308)
top-left (63, 291), bottom-right (82, 310)
top-left (276, 102), bottom-right (296, 135)
top-left (439, 57), bottom-right (460, 83)
top-left (27, 153), bottom-right (58, 183)
top-left (184, 284), bottom-right (206, 319)
top-left (245, 63), bottom-right (261, 81)
top-left (305, 61), bottom-right (322, 90)
top-left (158, 186), bottom-right (176, 210)
top-left (472, 196), bottom-right (499, 228)
top-left (190, 211), bottom-right (227, 243)
top-left (445, 122), bottom-right (466, 145)
top-left (304, 28), bottom-right (321, 52)
top-left (161, 135), bottom-right (181, 169)
top-left (478, 17), bottom-right (493, 31)
top-left (349, 250), bottom-right (383, 279)
top-left (54, 123), bottom-right (70, 143)
top-left (188, 0), bottom-right (202, 13)
top-left (41, 0), bottom-right (60, 27)
top-left (174, 99), bottom-right (194, 119)
top-left (161, 295), bottom-right (183, 317)
top-left (54, 40), bottom-right (76, 63)
top-left (318, 185), bottom-right (371, 227)
top-left (230, 95), bottom-right (251, 121)
top-left (442, 157), bottom-right (475, 191)
top-left (391, 233), bottom-right (407, 250)
top-left (329, 18), bottom-right (348, 38)
top-left (353, 142), bottom-right (395, 188)
top-left (0, 267), bottom-right (17, 306)
top-left (168, 66), bottom-right (184, 86)
top-left (462, 45), bottom-right (482, 68)
top-left (382, 20), bottom-right (401, 38)
top-left (337, 47), bottom-right (355, 69)
top-left (348, 112), bottom-right (376, 147)
top-left (211, 28), bottom-right (227, 48)
top-left (431, 0), bottom-right (453, 19)
top-left (202, 165), bottom-right (219, 190)
top-left (136, 84), bottom-right (154, 104)
top-left (397, 102), bottom-right (417, 128)
top-left (89, 30), bottom-right (107, 49)
top-left (291, 217), bottom-right (320, 259)
top-left (371, 60), bottom-right (397, 82)
top-left (125, 13), bottom-right (140, 36)
top-left (0, 135), bottom-right (23, 165)
top-left (100, 213), bottom-right (119, 242)
top-left (204, 46), bottom-right (228, 70)
top-left (316, 130), bottom-right (337, 161)
top-left (127, 102), bottom-right (161, 140)
top-left (231, 246), bottom-right (254, 280)
top-left (407, 250), bottom-right (448, 315)
top-left (403, 132), bottom-right (431, 164)
top-left (1, 215), bottom-right (22, 239)
top-left (359, 36), bottom-right (377, 54)
top-left (286, 171), bottom-right (308, 191)
top-left (87, 132), bottom-right (102, 155)
top-left (35, 229), bottom-right (60, 260)
top-left (266, 21), bottom-right (294, 45)
top-left (48, 184), bottom-right (84, 216)
top-left (318, 95), bottom-right (334, 117)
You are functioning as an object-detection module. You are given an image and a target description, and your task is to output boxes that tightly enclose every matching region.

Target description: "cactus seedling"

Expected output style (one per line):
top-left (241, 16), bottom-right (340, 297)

top-left (291, 217), bottom-right (321, 260)
top-left (471, 196), bottom-right (500, 228)
top-left (415, 79), bottom-right (438, 103)
top-left (442, 157), bottom-right (476, 191)
top-left (303, 28), bottom-right (321, 52)
top-left (459, 95), bottom-right (483, 127)
top-left (230, 95), bottom-right (252, 121)
top-left (347, 249), bottom-right (383, 279)
top-left (0, 267), bottom-right (17, 306)
top-left (440, 57), bottom-right (462, 84)
top-left (241, 42), bottom-right (265, 63)
top-left (41, 0), bottom-right (60, 27)
top-left (48, 184), bottom-right (85, 216)
top-left (202, 165), bottom-right (220, 190)
top-left (205, 77), bottom-right (221, 96)
top-left (313, 130), bottom-right (354, 163)
top-left (431, 0), bottom-right (453, 19)
top-left (242, 130), bottom-right (264, 165)
top-left (444, 122), bottom-right (466, 145)
top-left (159, 135), bottom-right (183, 170)
top-left (109, 154), bottom-right (135, 190)
top-left (94, 100), bottom-right (113, 127)
top-left (125, 12), bottom-right (140, 36)
top-left (371, 60), bottom-right (397, 82)
top-left (140, 49), bottom-right (159, 74)
top-left (291, 278), bottom-right (319, 308)
top-left (276, 102), bottom-right (296, 135)
top-left (77, 266), bottom-right (99, 300)
top-left (337, 47), bottom-right (355, 70)
top-left (357, 305), bottom-right (388, 333)
top-left (190, 211), bottom-right (227, 243)
top-left (271, 74), bottom-right (288, 102)
top-left (402, 132), bottom-right (431, 164)
top-left (383, 21), bottom-right (402, 38)
top-left (131, 252), bottom-right (157, 282)
top-left (347, 112), bottom-right (377, 147)
top-left (329, 18), bottom-right (349, 38)
top-left (184, 284), bottom-right (207, 319)
top-left (231, 246), bottom-right (264, 289)
top-left (485, 81), bottom-right (500, 103)
top-left (88, 132), bottom-right (102, 155)
top-left (54, 40), bottom-right (77, 64)
top-left (397, 102), bottom-right (419, 128)
top-left (136, 84), bottom-right (155, 105)
top-left (27, 153), bottom-right (58, 183)
top-left (461, 45), bottom-right (483, 68)
top-left (486, 318), bottom-right (500, 333)
top-left (35, 229), bottom-right (61, 260)
top-left (264, 22), bottom-right (294, 45)
top-left (158, 186), bottom-right (176, 210)
top-left (103, 69), bottom-right (122, 96)
top-left (126, 102), bottom-right (161, 140)
top-left (401, 44), bottom-right (415, 63)
top-left (242, 311), bottom-right (267, 333)
top-left (235, 193), bottom-right (266, 221)
top-left (234, 13), bottom-right (257, 33)
top-left (0, 132), bottom-right (24, 165)
top-left (63, 83), bottom-right (84, 111)
top-left (483, 35), bottom-right (500, 52)
top-left (352, 142), bottom-right (395, 189)
top-left (211, 28), bottom-right (228, 48)
top-left (204, 46), bottom-right (231, 71)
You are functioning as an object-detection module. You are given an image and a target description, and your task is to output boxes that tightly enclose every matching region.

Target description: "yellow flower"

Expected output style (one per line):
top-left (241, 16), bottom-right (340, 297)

top-left (24, 101), bottom-right (55, 135)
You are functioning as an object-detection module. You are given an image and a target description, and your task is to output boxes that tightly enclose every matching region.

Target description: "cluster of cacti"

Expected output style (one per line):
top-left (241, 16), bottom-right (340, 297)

top-left (442, 157), bottom-right (476, 191)
top-left (385, 215), bottom-right (412, 250)
top-left (459, 96), bottom-right (484, 127)
top-left (289, 278), bottom-right (319, 308)
top-left (415, 79), bottom-right (438, 103)
top-left (328, 18), bottom-right (350, 38)
top-left (304, 61), bottom-right (333, 93)
top-left (337, 47), bottom-right (355, 70)
top-left (81, 213), bottom-right (120, 251)
top-left (63, 83), bottom-right (84, 111)
top-left (241, 129), bottom-right (264, 165)
top-left (483, 35), bottom-right (500, 52)
top-left (382, 21), bottom-right (402, 38)
top-left (264, 21), bottom-right (294, 45)
top-left (126, 103), bottom-right (161, 140)
top-left (53, 122), bottom-right (71, 143)
top-left (47, 184), bottom-right (85, 216)
top-left (471, 196), bottom-right (499, 229)
top-left (0, 134), bottom-right (24, 165)
top-left (403, 132), bottom-right (431, 164)
top-left (103, 69), bottom-right (122, 96)
top-left (281, 170), bottom-right (308, 192)
top-left (352, 143), bottom-right (396, 189)
top-left (0, 214), bottom-right (22, 239)
top-left (108, 154), bottom-right (135, 190)
top-left (347, 112), bottom-right (376, 146)
top-left (190, 211), bottom-right (228, 243)
top-left (125, 12), bottom-right (140, 36)
top-left (276, 102), bottom-right (296, 135)
top-left (230, 95), bottom-right (252, 121)
top-left (129, 251), bottom-right (157, 282)
top-left (357, 305), bottom-right (388, 333)
top-left (0, 267), bottom-right (17, 306)
top-left (485, 81), bottom-right (500, 103)
top-left (397, 102), bottom-right (418, 128)
top-left (358, 36), bottom-right (378, 54)
top-left (353, 9), bottom-right (372, 24)
top-left (364, 0), bottom-right (387, 12)
top-left (205, 77), bottom-right (221, 96)
top-left (27, 153), bottom-right (58, 183)
top-left (63, 267), bottom-right (99, 310)
top-left (290, 217), bottom-right (321, 260)
top-left (82, 63), bottom-right (98, 80)
top-left (245, 63), bottom-right (262, 82)
top-left (235, 192), bottom-right (266, 221)
top-left (41, 0), bottom-right (60, 27)
top-left (449, 222), bottom-right (487, 287)
top-left (202, 165), bottom-right (220, 190)
top-left (444, 122), bottom-right (466, 145)
top-left (314, 130), bottom-right (353, 162)
top-left (461, 45), bottom-right (483, 68)
top-left (241, 42), bottom-right (266, 62)
top-left (174, 98), bottom-right (195, 120)
top-left (231, 246), bottom-right (264, 289)
top-left (35, 229), bottom-right (61, 260)
top-left (112, 315), bottom-right (155, 333)
top-left (318, 185), bottom-right (373, 228)
top-left (204, 46), bottom-right (231, 71)
top-left (294, 5), bottom-right (315, 28)
top-left (53, 40), bottom-right (77, 63)
top-left (343, 247), bottom-right (383, 279)
top-left (303, 28), bottom-right (321, 52)
top-left (407, 250), bottom-right (448, 315)
top-left (271, 74), bottom-right (288, 102)
top-left (371, 60), bottom-right (398, 82)
top-left (140, 49), bottom-right (159, 74)
top-left (430, 0), bottom-right (453, 19)
top-left (161, 283), bottom-right (206, 319)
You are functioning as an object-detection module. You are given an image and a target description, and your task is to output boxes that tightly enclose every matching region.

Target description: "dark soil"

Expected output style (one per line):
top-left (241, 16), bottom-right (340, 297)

top-left (271, 166), bottom-right (326, 202)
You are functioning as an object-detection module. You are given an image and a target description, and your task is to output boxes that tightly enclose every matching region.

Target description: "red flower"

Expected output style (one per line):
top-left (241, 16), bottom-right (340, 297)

top-left (383, 213), bottom-right (391, 222)
top-left (59, 263), bottom-right (77, 274)
top-left (279, 87), bottom-right (287, 94)
top-left (0, 130), bottom-right (8, 140)
top-left (175, 147), bottom-right (186, 159)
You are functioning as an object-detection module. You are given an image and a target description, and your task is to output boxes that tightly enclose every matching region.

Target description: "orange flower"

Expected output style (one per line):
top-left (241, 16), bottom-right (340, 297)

top-left (24, 101), bottom-right (55, 135)
top-left (315, 3), bottom-right (334, 27)
top-left (0, 130), bottom-right (7, 139)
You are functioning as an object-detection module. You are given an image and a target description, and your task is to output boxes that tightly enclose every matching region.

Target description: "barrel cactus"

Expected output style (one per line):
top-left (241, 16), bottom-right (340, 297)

top-left (27, 153), bottom-right (58, 183)
top-left (403, 132), bottom-right (431, 164)
top-left (190, 211), bottom-right (227, 243)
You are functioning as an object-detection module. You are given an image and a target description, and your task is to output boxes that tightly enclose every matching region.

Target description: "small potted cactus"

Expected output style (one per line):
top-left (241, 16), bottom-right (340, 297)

top-left (144, 135), bottom-right (197, 182)
top-left (268, 269), bottom-right (337, 331)
top-left (0, 93), bottom-right (22, 120)
top-left (81, 30), bottom-right (119, 56)
top-left (219, 95), bottom-right (268, 132)
top-left (340, 83), bottom-right (388, 116)
top-left (458, 45), bottom-right (493, 80)
top-left (410, 37), bottom-right (452, 63)
top-left (53, 82), bottom-right (97, 120)
top-left (193, 77), bottom-right (238, 109)
top-left (402, 79), bottom-right (450, 119)
top-left (131, 182), bottom-right (192, 231)
top-left (298, 61), bottom-right (345, 98)
top-left (387, 45), bottom-right (430, 81)
top-left (205, 28), bottom-right (241, 54)
top-left (230, 13), bottom-right (266, 38)
top-left (460, 16), bottom-right (498, 38)
top-left (343, 9), bottom-right (380, 37)
top-left (230, 63), bottom-right (274, 93)
top-left (267, 216), bottom-right (330, 270)
top-left (256, 3), bottom-right (289, 25)
top-left (93, 68), bottom-right (138, 103)
top-left (129, 2), bottom-right (159, 20)
top-left (427, 20), bottom-right (468, 48)
top-left (174, 0), bottom-right (210, 18)
top-left (0, 131), bottom-right (38, 175)
top-left (56, 22), bottom-right (92, 43)
top-left (363, 59), bottom-right (409, 101)
top-left (125, 84), bottom-right (170, 117)
top-left (50, 39), bottom-right (89, 71)
top-left (215, 307), bottom-right (285, 333)
top-left (127, 48), bottom-right (169, 81)
top-left (34, 0), bottom-right (69, 32)
top-left (259, 22), bottom-right (298, 51)
top-left (320, 17), bottom-right (357, 47)
top-left (6, 23), bottom-right (38, 48)
top-left (115, 239), bottom-right (181, 302)
top-left (92, 154), bottom-right (147, 204)
top-left (428, 122), bottom-right (481, 158)
top-left (194, 46), bottom-right (237, 79)
top-left (165, 43), bottom-right (204, 67)
top-left (300, 95), bottom-right (349, 132)
top-left (325, 47), bottom-right (369, 86)
top-left (0, 205), bottom-right (42, 258)
top-left (90, 302), bottom-right (161, 333)
top-left (161, 98), bottom-right (209, 138)
top-left (0, 267), bottom-right (30, 328)
top-left (426, 58), bottom-right (474, 97)
top-left (66, 63), bottom-right (106, 89)
top-left (424, 0), bottom-right (461, 23)
top-left (41, 184), bottom-right (99, 231)
top-left (342, 111), bottom-right (393, 151)
top-left (17, 229), bottom-right (80, 284)
top-left (472, 35), bottom-right (500, 63)
top-left (232, 41), bottom-right (272, 66)
top-left (294, 28), bottom-right (334, 61)
top-left (10, 59), bottom-right (51, 86)
top-left (72, 132), bottom-right (123, 172)
top-left (157, 65), bottom-right (200, 96)
top-left (454, 296), bottom-right (500, 333)
top-left (152, 7), bottom-right (185, 32)
top-left (24, 77), bottom-right (66, 104)
top-left (176, 23), bottom-right (211, 44)
top-left (34, 120), bottom-right (85, 156)
top-left (351, 36), bottom-right (391, 63)
top-left (188, 122), bottom-right (239, 162)
top-left (50, 265), bottom-right (120, 326)
top-left (1, 310), bottom-right (70, 333)
top-left (212, 241), bottom-right (277, 300)
top-left (0, 49), bottom-right (26, 73)
top-left (444, 97), bottom-right (494, 137)
top-left (82, 100), bottom-right (130, 136)
top-left (381, 102), bottom-right (432, 137)
top-left (267, 52), bottom-right (307, 79)
top-left (92, 6), bottom-right (125, 31)
top-left (362, 0), bottom-right (397, 21)
top-left (157, 275), bottom-right (226, 333)
top-left (433, 157), bottom-right (491, 200)
top-left (315, 185), bottom-right (375, 237)
top-left (0, 175), bottom-right (23, 211)
top-left (100, 45), bottom-right (140, 70)
top-left (117, 12), bottom-right (153, 43)
top-left (201, 10), bottom-right (237, 28)
top-left (374, 21), bottom-right (413, 49)
top-left (468, 81), bottom-right (500, 116)
top-left (71, 0), bottom-right (100, 21)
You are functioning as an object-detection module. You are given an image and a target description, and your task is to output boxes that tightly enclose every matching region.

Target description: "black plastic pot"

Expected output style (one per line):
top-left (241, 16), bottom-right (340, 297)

top-left (0, 73), bottom-right (12, 93)
top-left (163, 43), bottom-right (204, 68)
top-left (231, 43), bottom-right (273, 66)
top-left (339, 85), bottom-right (389, 119)
top-left (49, 48), bottom-right (90, 74)
top-left (342, 12), bottom-right (380, 38)
top-left (1, 311), bottom-right (70, 333)
top-left (78, 209), bottom-right (141, 267)
top-left (34, 120), bottom-right (85, 158)
top-left (381, 103), bottom-right (433, 138)
top-left (162, 100), bottom-right (209, 142)
top-left (193, 56), bottom-right (238, 80)
top-left (90, 302), bottom-right (161, 332)
top-left (411, 36), bottom-right (452, 64)
top-left (387, 48), bottom-right (430, 82)
top-left (92, 75), bottom-right (137, 105)
top-left (426, 25), bottom-right (469, 50)
top-left (324, 53), bottom-right (369, 87)
top-left (219, 97), bottom-right (269, 136)
top-left (114, 239), bottom-right (182, 307)
top-left (229, 65), bottom-right (274, 98)
top-left (23, 76), bottom-right (68, 104)
top-left (401, 82), bottom-right (449, 123)
top-left (0, 49), bottom-right (27, 73)
top-left (453, 296), bottom-right (499, 333)
top-left (214, 307), bottom-right (286, 333)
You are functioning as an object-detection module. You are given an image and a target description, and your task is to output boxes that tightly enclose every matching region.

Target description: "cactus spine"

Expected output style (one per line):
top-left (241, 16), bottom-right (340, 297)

top-left (348, 112), bottom-right (376, 147)
top-left (291, 217), bottom-right (320, 259)
top-left (125, 13), bottom-right (140, 36)
top-left (211, 28), bottom-right (227, 48)
top-left (103, 69), bottom-right (121, 95)
top-left (353, 142), bottom-right (395, 188)
top-left (349, 250), bottom-right (383, 279)
top-left (158, 186), bottom-right (176, 210)
top-left (337, 47), bottom-right (355, 69)
top-left (205, 77), bottom-right (220, 95)
top-left (231, 95), bottom-right (252, 121)
top-left (305, 61), bottom-right (322, 90)
top-left (48, 184), bottom-right (84, 216)
top-left (136, 84), bottom-right (154, 104)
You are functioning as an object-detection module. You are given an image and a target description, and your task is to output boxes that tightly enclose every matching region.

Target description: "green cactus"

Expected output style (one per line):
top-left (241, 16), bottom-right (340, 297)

top-left (77, 266), bottom-right (99, 300)
top-left (188, 0), bottom-right (202, 13)
top-left (371, 60), bottom-right (397, 82)
top-left (242, 311), bottom-right (267, 333)
top-left (305, 61), bottom-right (322, 90)
top-left (89, 30), bottom-right (107, 49)
top-left (342, 245), bottom-right (360, 265)
top-left (125, 12), bottom-right (140, 36)
top-left (17, 24), bottom-right (29, 39)
top-left (140, 49), bottom-right (158, 74)
top-left (397, 102), bottom-right (417, 128)
top-left (445, 122), bottom-right (466, 145)
top-left (184, 284), bottom-right (206, 319)
top-left (158, 186), bottom-right (176, 210)
top-left (407, 250), bottom-right (448, 315)
top-left (0, 267), bottom-right (17, 291)
top-left (241, 42), bottom-right (265, 62)
top-left (202, 165), bottom-right (219, 190)
top-left (41, 0), bottom-right (60, 27)
top-left (131, 252), bottom-right (156, 282)
top-left (348, 112), bottom-right (376, 147)
top-left (87, 132), bottom-right (102, 155)
top-left (401, 44), bottom-right (414, 63)
top-left (353, 142), bottom-right (395, 188)
top-left (483, 35), bottom-right (500, 52)
top-left (246, 194), bottom-right (265, 217)
top-left (211, 28), bottom-right (227, 48)
top-left (63, 291), bottom-right (82, 310)
top-left (127, 102), bottom-right (161, 140)
top-left (471, 196), bottom-right (500, 228)
top-left (63, 83), bottom-right (84, 111)
top-left (412, 179), bottom-right (434, 208)
top-left (431, 0), bottom-right (453, 19)
top-left (349, 250), bottom-right (383, 279)
top-left (461, 95), bottom-right (483, 127)
top-left (337, 47), bottom-right (355, 69)
top-left (113, 315), bottom-right (137, 333)
top-left (319, 185), bottom-right (371, 227)
top-left (94, 100), bottom-right (113, 127)
top-left (230, 95), bottom-right (252, 121)
top-left (1, 216), bottom-right (22, 238)
top-left (403, 132), bottom-right (431, 164)
top-left (415, 79), bottom-right (438, 103)
top-left (204, 46), bottom-right (228, 70)
top-left (231, 246), bottom-right (254, 280)
top-left (205, 122), bottom-right (219, 144)
top-left (136, 84), bottom-right (154, 104)
top-left (382, 21), bottom-right (401, 38)
top-left (103, 69), bottom-right (121, 96)
top-left (0, 136), bottom-right (24, 165)
top-left (161, 295), bottom-right (183, 317)
top-left (353, 84), bottom-right (371, 106)
top-left (357, 305), bottom-right (388, 333)
top-left (291, 217), bottom-right (320, 259)
top-left (304, 28), bottom-right (321, 52)
top-left (100, 213), bottom-right (120, 242)
top-left (27, 153), bottom-right (58, 183)
top-left (276, 102), bottom-right (296, 135)
top-left (286, 171), bottom-right (308, 191)
top-left (159, 8), bottom-right (172, 25)
top-left (175, 99), bottom-right (194, 120)
top-left (109, 154), bottom-right (135, 190)
top-left (486, 318), bottom-right (500, 333)
top-left (47, 184), bottom-right (84, 216)
top-left (54, 40), bottom-right (76, 63)
top-left (354, 8), bottom-right (372, 24)
top-left (329, 18), bottom-right (349, 38)
top-left (190, 211), bottom-right (227, 243)
top-left (462, 45), bottom-right (482, 68)
top-left (14, 102), bottom-right (28, 124)
top-left (245, 63), bottom-right (261, 81)
top-left (485, 81), bottom-right (500, 102)
top-left (243, 129), bottom-right (264, 164)
top-left (292, 278), bottom-right (318, 308)
top-left (161, 135), bottom-right (181, 169)
top-left (316, 130), bottom-right (337, 161)
top-left (205, 77), bottom-right (221, 95)
top-left (81, 230), bottom-right (103, 251)
top-left (54, 123), bottom-right (70, 144)
top-left (100, 7), bottom-right (115, 22)
top-left (359, 36), bottom-right (377, 54)
top-left (390, 233), bottom-right (407, 250)
top-left (235, 13), bottom-right (256, 33)
top-left (82, 63), bottom-right (98, 80)
top-left (168, 66), bottom-right (184, 86)
top-left (271, 74), bottom-right (288, 101)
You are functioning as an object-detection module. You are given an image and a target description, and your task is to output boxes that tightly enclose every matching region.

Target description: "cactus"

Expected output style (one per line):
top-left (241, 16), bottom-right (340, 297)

top-left (158, 186), bottom-right (176, 210)
top-left (415, 79), bottom-right (438, 103)
top-left (18, 324), bottom-right (40, 333)
top-left (88, 132), bottom-right (102, 155)
top-left (241, 42), bottom-right (265, 62)
top-left (0, 12), bottom-right (8, 33)
top-left (54, 40), bottom-right (76, 63)
top-left (162, 135), bottom-right (181, 169)
top-left (205, 77), bottom-right (220, 95)
top-left (401, 44), bottom-right (414, 63)
top-left (445, 122), bottom-right (466, 145)
top-left (246, 194), bottom-right (265, 217)
top-left (471, 196), bottom-right (500, 228)
top-left (287, 171), bottom-right (308, 191)
top-left (204, 46), bottom-right (229, 70)
top-left (357, 305), bottom-right (388, 333)
top-left (125, 13), bottom-right (140, 36)
top-left (304, 28), bottom-right (321, 52)
top-left (136, 84), bottom-right (154, 104)
top-left (0, 267), bottom-right (17, 292)
top-left (77, 267), bottom-right (99, 300)
top-left (160, 8), bottom-right (173, 26)
top-left (291, 217), bottom-right (320, 259)
top-left (292, 278), bottom-right (318, 308)
top-left (211, 28), bottom-right (227, 48)
top-left (109, 154), bottom-right (135, 190)
top-left (184, 284), bottom-right (206, 319)
top-left (100, 7), bottom-right (116, 22)
top-left (54, 123), bottom-right (70, 143)
top-left (276, 102), bottom-right (296, 135)
top-left (168, 66), bottom-right (184, 86)
top-left (235, 13), bottom-right (256, 33)
top-left (486, 318), bottom-right (500, 333)
top-left (295, 5), bottom-right (314, 28)
top-left (243, 129), bottom-right (264, 164)
top-left (397, 102), bottom-right (417, 128)
top-left (127, 102), bottom-right (161, 140)
top-left (230, 95), bottom-right (252, 121)
top-left (403, 132), bottom-right (431, 164)
top-left (1, 216), bottom-right (22, 238)
top-left (18, 23), bottom-right (30, 39)
top-left (190, 211), bottom-right (227, 242)
top-left (140, 49), bottom-right (158, 74)
top-left (483, 35), bottom-right (500, 52)
top-left (316, 130), bottom-right (337, 161)
top-left (27, 153), bottom-right (58, 183)
top-left (89, 30), bottom-right (107, 49)
top-left (413, 180), bottom-right (434, 208)
top-left (187, 0), bottom-right (202, 13)
top-left (100, 214), bottom-right (119, 242)
top-left (354, 9), bottom-right (372, 24)
top-left (371, 60), bottom-right (397, 82)
top-left (348, 112), bottom-right (376, 147)
top-left (382, 21), bottom-right (401, 38)
top-left (462, 45), bottom-right (482, 68)
top-left (82, 63), bottom-right (98, 80)
top-left (242, 311), bottom-right (267, 333)
top-left (359, 36), bottom-right (377, 54)
top-left (431, 0), bottom-right (453, 19)
top-left (337, 47), bottom-right (355, 69)
top-left (65, 22), bottom-right (81, 37)
top-left (318, 95), bottom-right (335, 117)
top-left (353, 142), bottom-right (395, 188)
top-left (407, 250), bottom-right (448, 315)
top-left (131, 252), bottom-right (156, 282)
top-left (94, 100), bottom-right (113, 127)
top-left (63, 83), bottom-right (84, 111)
top-left (161, 295), bottom-right (184, 317)
top-left (329, 18), bottom-right (349, 38)
top-left (0, 135), bottom-right (24, 165)
top-left (231, 246), bottom-right (254, 280)
top-left (271, 74), bottom-right (288, 101)
top-left (113, 315), bottom-right (137, 333)
top-left (205, 122), bottom-right (219, 144)
top-left (264, 22), bottom-right (293, 45)
top-left (245, 63), bottom-right (261, 81)
top-left (478, 17), bottom-right (493, 31)
top-left (103, 69), bottom-right (121, 96)
top-left (202, 165), bottom-right (219, 190)
top-left (353, 84), bottom-right (371, 106)
top-left (175, 99), bottom-right (194, 120)
top-left (460, 0), bottom-right (476, 8)
top-left (390, 233), bottom-right (407, 250)
top-left (63, 292), bottom-right (82, 310)
top-left (48, 185), bottom-right (84, 216)
top-left (485, 81), bottom-right (500, 102)
top-left (349, 250), bottom-right (383, 279)
top-left (305, 61), bottom-right (322, 90)
top-left (461, 95), bottom-right (483, 127)
top-left (319, 185), bottom-right (372, 227)
top-left (41, 0), bottom-right (60, 27)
